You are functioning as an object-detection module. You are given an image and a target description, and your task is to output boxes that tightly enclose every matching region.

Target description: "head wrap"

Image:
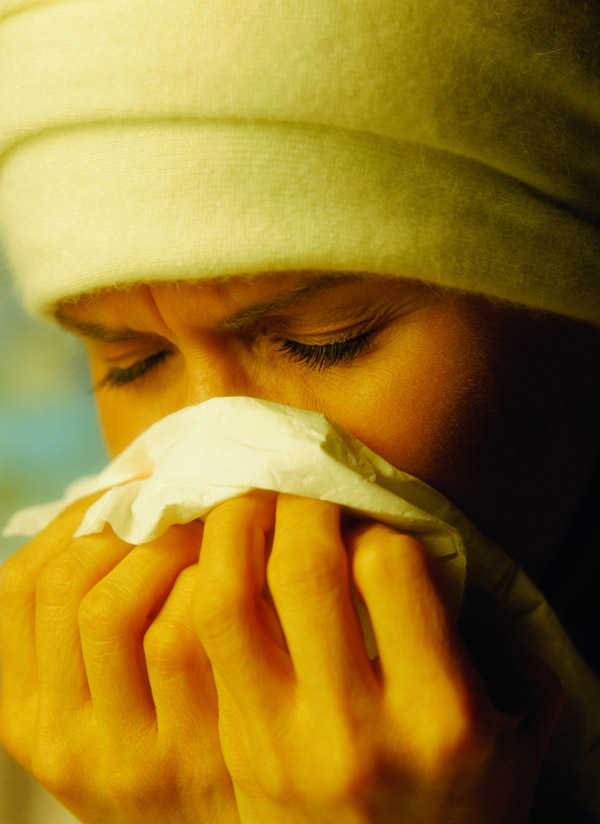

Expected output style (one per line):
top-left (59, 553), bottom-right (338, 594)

top-left (0, 0), bottom-right (598, 321)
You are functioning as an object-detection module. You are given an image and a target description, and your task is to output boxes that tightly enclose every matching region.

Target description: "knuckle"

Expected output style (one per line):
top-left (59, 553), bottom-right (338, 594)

top-left (144, 621), bottom-right (197, 670)
top-left (251, 751), bottom-right (296, 801)
top-left (416, 695), bottom-right (492, 776)
top-left (0, 555), bottom-right (29, 599)
top-left (318, 745), bottom-right (376, 802)
top-left (193, 582), bottom-right (247, 643)
top-left (78, 584), bottom-right (127, 637)
top-left (253, 736), bottom-right (376, 805)
top-left (31, 742), bottom-right (74, 796)
top-left (105, 767), bottom-right (159, 808)
top-left (354, 529), bottom-right (430, 585)
top-left (33, 534), bottom-right (121, 606)
top-left (259, 771), bottom-right (291, 802)
top-left (36, 555), bottom-right (80, 602)
top-left (267, 539), bottom-right (346, 598)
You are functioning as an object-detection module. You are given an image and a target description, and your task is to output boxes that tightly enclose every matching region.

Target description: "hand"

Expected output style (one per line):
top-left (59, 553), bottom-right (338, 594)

top-left (192, 491), bottom-right (564, 824)
top-left (0, 496), bottom-right (239, 824)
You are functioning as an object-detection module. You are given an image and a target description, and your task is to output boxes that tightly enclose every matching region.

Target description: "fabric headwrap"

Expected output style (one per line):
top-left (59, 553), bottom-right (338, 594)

top-left (0, 0), bottom-right (598, 320)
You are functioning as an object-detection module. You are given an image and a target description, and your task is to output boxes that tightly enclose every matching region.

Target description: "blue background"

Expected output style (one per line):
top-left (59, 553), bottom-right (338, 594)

top-left (0, 263), bottom-right (107, 560)
top-left (1, 252), bottom-right (108, 823)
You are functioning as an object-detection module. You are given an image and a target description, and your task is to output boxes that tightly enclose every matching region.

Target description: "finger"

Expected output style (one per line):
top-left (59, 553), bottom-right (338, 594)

top-left (78, 522), bottom-right (202, 728)
top-left (349, 525), bottom-right (457, 680)
top-left (267, 495), bottom-right (375, 699)
top-left (192, 492), bottom-right (291, 721)
top-left (348, 524), bottom-right (488, 726)
top-left (144, 563), bottom-right (221, 746)
top-left (0, 495), bottom-right (104, 721)
top-left (34, 528), bottom-right (133, 714)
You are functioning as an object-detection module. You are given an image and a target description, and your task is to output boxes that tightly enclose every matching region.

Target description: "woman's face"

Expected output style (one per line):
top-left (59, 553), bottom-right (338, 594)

top-left (57, 272), bottom-right (597, 575)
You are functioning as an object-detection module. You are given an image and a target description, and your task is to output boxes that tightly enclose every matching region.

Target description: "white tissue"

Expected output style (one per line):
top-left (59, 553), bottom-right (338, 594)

top-left (4, 396), bottom-right (600, 815)
top-left (7, 397), bottom-right (469, 611)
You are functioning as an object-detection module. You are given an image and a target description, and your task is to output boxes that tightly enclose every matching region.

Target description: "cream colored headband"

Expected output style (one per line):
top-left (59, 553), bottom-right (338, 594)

top-left (0, 0), bottom-right (598, 321)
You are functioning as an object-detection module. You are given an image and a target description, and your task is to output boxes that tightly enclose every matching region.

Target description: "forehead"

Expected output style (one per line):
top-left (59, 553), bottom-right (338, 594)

top-left (56, 275), bottom-right (285, 339)
top-left (56, 272), bottom-right (430, 335)
top-left (68, 271), bottom-right (353, 307)
top-left (63, 271), bottom-right (300, 317)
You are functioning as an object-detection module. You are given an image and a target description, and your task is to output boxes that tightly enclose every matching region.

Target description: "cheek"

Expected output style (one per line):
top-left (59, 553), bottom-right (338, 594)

top-left (322, 312), bottom-right (493, 490)
top-left (97, 396), bottom-right (160, 457)
top-left (89, 360), bottom-right (184, 457)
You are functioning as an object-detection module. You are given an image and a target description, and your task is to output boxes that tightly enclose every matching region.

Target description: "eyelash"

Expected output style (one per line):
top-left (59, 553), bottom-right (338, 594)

top-left (96, 350), bottom-right (173, 389)
top-left (275, 331), bottom-right (374, 371)
top-left (97, 331), bottom-right (374, 389)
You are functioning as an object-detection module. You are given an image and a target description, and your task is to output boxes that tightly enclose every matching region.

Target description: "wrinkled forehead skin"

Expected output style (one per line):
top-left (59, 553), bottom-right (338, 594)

top-left (0, 0), bottom-right (598, 321)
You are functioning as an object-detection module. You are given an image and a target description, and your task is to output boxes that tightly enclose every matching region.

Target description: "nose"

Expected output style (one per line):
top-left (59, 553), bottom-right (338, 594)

top-left (178, 336), bottom-right (314, 415)
top-left (181, 343), bottom-right (254, 407)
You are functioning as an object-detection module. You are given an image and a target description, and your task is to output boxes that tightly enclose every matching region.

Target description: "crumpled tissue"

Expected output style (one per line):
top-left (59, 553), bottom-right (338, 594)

top-left (4, 396), bottom-right (600, 815)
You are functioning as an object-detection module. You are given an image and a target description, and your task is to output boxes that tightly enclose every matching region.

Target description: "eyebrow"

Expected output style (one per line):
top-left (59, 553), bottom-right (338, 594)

top-left (54, 273), bottom-right (365, 341)
top-left (54, 309), bottom-right (147, 342)
top-left (217, 274), bottom-right (361, 332)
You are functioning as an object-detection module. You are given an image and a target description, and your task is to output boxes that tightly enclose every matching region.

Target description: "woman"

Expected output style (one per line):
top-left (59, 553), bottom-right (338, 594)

top-left (0, 0), bottom-right (599, 821)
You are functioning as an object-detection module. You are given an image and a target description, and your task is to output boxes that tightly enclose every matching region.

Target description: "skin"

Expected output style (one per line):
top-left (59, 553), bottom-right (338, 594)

top-left (59, 272), bottom-right (600, 575)
top-left (1, 271), bottom-right (598, 823)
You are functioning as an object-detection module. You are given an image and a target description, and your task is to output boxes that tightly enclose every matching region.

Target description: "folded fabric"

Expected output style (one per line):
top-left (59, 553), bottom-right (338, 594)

top-left (5, 396), bottom-right (600, 816)
top-left (1, 0), bottom-right (598, 322)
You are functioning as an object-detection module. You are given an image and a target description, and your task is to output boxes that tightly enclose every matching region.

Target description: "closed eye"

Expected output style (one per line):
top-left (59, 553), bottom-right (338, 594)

top-left (96, 350), bottom-right (173, 389)
top-left (95, 327), bottom-right (377, 389)
top-left (275, 331), bottom-right (374, 371)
